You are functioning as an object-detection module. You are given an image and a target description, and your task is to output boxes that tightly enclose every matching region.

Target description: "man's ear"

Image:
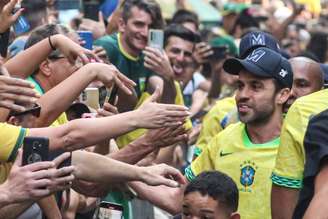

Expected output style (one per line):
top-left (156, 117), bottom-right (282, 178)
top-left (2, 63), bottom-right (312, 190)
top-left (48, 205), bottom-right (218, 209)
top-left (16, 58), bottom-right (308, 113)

top-left (7, 116), bottom-right (20, 126)
top-left (118, 17), bottom-right (126, 33)
top-left (230, 212), bottom-right (241, 219)
top-left (39, 60), bottom-right (52, 77)
top-left (276, 88), bottom-right (291, 105)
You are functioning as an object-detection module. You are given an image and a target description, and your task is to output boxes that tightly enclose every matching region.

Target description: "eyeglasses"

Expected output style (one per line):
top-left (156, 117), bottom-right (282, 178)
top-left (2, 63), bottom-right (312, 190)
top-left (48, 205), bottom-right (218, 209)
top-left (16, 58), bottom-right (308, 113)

top-left (10, 103), bottom-right (41, 118)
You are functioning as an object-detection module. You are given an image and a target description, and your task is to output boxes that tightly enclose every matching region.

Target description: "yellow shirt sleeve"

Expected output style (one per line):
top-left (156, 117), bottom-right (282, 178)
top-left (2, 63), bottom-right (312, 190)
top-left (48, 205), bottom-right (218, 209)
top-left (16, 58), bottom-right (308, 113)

top-left (0, 123), bottom-right (28, 162)
top-left (186, 134), bottom-right (219, 181)
top-left (272, 104), bottom-right (305, 189)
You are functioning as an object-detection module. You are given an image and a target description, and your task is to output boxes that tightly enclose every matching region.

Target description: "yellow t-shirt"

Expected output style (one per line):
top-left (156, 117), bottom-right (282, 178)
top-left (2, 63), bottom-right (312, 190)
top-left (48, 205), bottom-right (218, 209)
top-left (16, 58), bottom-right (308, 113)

top-left (116, 81), bottom-right (192, 148)
top-left (186, 122), bottom-right (280, 219)
top-left (272, 89), bottom-right (328, 189)
top-left (194, 97), bottom-right (237, 156)
top-left (0, 123), bottom-right (29, 183)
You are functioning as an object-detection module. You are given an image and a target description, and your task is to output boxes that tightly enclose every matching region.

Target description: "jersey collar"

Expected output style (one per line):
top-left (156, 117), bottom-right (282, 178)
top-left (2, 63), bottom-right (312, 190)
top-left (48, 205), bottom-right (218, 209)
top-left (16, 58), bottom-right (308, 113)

top-left (242, 124), bottom-right (280, 148)
top-left (117, 33), bottom-right (139, 61)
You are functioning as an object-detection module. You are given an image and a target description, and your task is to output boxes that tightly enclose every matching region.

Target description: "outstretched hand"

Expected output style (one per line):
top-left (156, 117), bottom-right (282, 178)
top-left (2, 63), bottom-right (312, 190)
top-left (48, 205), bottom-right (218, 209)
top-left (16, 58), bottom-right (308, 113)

top-left (136, 87), bottom-right (190, 128)
top-left (139, 164), bottom-right (187, 187)
top-left (0, 66), bottom-right (40, 112)
top-left (0, 0), bottom-right (23, 33)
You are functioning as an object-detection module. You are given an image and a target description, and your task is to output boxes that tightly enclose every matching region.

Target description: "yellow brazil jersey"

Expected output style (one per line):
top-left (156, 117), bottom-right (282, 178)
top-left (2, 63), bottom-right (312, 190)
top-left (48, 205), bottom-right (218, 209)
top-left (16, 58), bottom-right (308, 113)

top-left (186, 122), bottom-right (280, 219)
top-left (116, 81), bottom-right (192, 148)
top-left (194, 96), bottom-right (237, 156)
top-left (0, 123), bottom-right (29, 183)
top-left (272, 89), bottom-right (328, 189)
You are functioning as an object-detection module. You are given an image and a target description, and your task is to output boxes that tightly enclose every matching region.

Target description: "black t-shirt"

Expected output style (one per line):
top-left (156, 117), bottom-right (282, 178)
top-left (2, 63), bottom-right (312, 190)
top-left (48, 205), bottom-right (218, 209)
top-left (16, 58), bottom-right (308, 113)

top-left (293, 108), bottom-right (328, 218)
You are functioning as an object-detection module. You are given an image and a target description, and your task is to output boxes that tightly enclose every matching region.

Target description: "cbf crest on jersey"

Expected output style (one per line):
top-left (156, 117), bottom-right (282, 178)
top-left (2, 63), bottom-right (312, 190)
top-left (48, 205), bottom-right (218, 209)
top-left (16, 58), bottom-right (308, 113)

top-left (240, 160), bottom-right (258, 192)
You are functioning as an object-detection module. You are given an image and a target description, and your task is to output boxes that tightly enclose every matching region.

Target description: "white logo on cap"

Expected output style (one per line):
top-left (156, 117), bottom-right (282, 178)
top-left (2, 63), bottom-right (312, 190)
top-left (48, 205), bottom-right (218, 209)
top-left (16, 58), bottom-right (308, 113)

top-left (279, 69), bottom-right (288, 78)
top-left (251, 34), bottom-right (265, 45)
top-left (246, 50), bottom-right (266, 63)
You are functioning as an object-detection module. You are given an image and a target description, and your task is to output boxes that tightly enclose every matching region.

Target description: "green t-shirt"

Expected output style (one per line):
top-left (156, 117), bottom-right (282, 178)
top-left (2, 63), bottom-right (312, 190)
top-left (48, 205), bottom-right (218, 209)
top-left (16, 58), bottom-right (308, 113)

top-left (94, 33), bottom-right (152, 97)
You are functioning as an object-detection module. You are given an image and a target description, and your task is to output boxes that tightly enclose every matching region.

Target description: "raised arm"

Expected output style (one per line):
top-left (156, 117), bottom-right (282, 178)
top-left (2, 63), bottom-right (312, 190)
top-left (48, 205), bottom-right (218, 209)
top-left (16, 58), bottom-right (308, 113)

top-left (36, 62), bottom-right (135, 127)
top-left (4, 34), bottom-right (99, 79)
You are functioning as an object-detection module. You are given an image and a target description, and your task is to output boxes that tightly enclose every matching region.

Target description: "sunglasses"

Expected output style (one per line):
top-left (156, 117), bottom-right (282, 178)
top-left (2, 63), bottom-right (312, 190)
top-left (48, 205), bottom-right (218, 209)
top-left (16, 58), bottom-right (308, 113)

top-left (10, 103), bottom-right (41, 118)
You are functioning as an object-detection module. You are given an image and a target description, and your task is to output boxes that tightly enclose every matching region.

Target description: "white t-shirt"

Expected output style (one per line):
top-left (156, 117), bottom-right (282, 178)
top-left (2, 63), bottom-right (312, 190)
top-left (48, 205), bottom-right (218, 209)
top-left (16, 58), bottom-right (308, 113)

top-left (183, 72), bottom-right (206, 96)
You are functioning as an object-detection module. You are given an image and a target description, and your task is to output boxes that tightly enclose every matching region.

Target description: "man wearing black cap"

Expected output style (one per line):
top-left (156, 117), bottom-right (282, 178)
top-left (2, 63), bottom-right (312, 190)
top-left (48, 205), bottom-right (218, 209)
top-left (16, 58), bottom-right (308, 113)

top-left (128, 47), bottom-right (292, 219)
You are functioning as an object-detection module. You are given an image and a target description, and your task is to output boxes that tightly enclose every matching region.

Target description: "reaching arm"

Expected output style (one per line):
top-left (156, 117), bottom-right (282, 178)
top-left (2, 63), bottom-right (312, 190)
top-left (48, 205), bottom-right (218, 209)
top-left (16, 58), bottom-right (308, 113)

top-left (271, 185), bottom-right (299, 219)
top-left (72, 150), bottom-right (185, 188)
top-left (29, 91), bottom-right (189, 151)
top-left (36, 62), bottom-right (135, 127)
top-left (128, 181), bottom-right (185, 215)
top-left (4, 34), bottom-right (99, 79)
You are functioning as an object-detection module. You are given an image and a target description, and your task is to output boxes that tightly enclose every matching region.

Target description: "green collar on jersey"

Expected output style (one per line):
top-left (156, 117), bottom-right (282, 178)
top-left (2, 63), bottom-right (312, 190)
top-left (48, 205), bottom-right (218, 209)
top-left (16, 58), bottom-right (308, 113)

top-left (242, 125), bottom-right (280, 148)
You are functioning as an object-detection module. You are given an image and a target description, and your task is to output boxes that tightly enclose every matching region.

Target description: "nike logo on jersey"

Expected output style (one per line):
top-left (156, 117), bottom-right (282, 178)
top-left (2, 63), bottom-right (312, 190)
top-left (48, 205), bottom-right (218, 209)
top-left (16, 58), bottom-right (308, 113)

top-left (220, 151), bottom-right (233, 157)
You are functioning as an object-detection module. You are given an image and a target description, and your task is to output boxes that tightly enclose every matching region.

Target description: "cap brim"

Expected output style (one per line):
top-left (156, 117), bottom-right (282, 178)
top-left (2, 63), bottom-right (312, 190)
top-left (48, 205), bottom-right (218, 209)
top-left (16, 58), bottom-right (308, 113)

top-left (223, 58), bottom-right (271, 78)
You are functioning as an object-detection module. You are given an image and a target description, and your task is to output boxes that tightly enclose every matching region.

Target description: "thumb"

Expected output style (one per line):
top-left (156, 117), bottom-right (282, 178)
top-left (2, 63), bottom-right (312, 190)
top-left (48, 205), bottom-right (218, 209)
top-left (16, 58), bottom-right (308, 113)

top-left (13, 149), bottom-right (23, 167)
top-left (147, 86), bottom-right (161, 103)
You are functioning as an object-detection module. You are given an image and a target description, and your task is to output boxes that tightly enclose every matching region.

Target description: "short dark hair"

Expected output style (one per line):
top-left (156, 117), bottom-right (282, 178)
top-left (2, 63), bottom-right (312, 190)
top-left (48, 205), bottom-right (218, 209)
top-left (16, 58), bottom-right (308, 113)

top-left (184, 171), bottom-right (239, 214)
top-left (122, 0), bottom-right (164, 29)
top-left (171, 9), bottom-right (199, 31)
top-left (164, 24), bottom-right (198, 47)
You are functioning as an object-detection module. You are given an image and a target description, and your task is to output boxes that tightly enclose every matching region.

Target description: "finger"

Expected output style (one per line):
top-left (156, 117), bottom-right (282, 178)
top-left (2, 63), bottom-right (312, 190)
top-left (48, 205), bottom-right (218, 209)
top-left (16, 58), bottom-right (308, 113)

top-left (201, 50), bottom-right (214, 58)
top-left (144, 57), bottom-right (160, 68)
top-left (113, 76), bottom-right (132, 95)
top-left (53, 152), bottom-right (71, 167)
top-left (13, 148), bottom-right (23, 167)
top-left (85, 50), bottom-right (102, 63)
top-left (96, 108), bottom-right (114, 117)
top-left (0, 101), bottom-right (26, 112)
top-left (157, 103), bottom-right (189, 111)
top-left (1, 85), bottom-right (40, 97)
top-left (164, 110), bottom-right (190, 117)
top-left (54, 166), bottom-right (75, 180)
top-left (53, 174), bottom-right (75, 184)
top-left (148, 86), bottom-right (162, 103)
top-left (117, 72), bottom-right (136, 87)
top-left (98, 11), bottom-right (104, 23)
top-left (3, 0), bottom-right (18, 13)
top-left (103, 103), bottom-right (118, 114)
top-left (0, 93), bottom-right (38, 104)
top-left (143, 50), bottom-right (162, 63)
top-left (1, 76), bottom-right (34, 88)
top-left (30, 189), bottom-right (51, 199)
top-left (31, 178), bottom-right (52, 188)
top-left (79, 53), bottom-right (90, 65)
top-left (164, 166), bottom-right (187, 185)
top-left (24, 161), bottom-right (55, 172)
top-left (11, 7), bottom-right (23, 22)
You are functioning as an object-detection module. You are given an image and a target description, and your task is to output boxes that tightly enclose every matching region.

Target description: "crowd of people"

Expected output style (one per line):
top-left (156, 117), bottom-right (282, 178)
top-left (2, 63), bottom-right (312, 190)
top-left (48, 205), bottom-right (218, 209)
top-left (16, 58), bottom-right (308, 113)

top-left (1, 0), bottom-right (328, 218)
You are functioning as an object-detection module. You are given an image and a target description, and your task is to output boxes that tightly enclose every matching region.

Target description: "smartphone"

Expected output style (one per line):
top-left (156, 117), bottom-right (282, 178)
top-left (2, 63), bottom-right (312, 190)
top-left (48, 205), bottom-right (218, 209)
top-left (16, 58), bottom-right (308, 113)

top-left (22, 137), bottom-right (49, 166)
top-left (105, 86), bottom-right (119, 105)
top-left (97, 201), bottom-right (123, 219)
top-left (148, 29), bottom-right (164, 51)
top-left (77, 31), bottom-right (93, 50)
top-left (85, 87), bottom-right (100, 109)
top-left (210, 46), bottom-right (228, 60)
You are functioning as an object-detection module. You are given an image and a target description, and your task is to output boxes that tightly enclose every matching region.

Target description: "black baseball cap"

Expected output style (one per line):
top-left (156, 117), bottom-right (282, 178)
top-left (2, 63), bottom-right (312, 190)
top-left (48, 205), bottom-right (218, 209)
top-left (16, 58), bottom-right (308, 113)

top-left (239, 31), bottom-right (280, 58)
top-left (223, 47), bottom-right (293, 88)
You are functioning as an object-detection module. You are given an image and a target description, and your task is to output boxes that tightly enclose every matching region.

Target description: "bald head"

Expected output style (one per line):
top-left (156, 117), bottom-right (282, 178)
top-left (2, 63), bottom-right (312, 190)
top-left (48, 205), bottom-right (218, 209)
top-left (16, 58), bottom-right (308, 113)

top-left (285, 57), bottom-right (323, 111)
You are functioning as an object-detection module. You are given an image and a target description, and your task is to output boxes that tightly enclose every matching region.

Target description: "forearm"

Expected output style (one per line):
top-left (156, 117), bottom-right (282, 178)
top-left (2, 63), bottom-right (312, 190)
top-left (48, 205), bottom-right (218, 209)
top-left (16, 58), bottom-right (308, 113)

top-left (161, 78), bottom-right (176, 104)
top-left (72, 150), bottom-right (144, 184)
top-left (29, 110), bottom-right (140, 151)
top-left (128, 181), bottom-right (183, 215)
top-left (303, 190), bottom-right (328, 219)
top-left (271, 185), bottom-right (299, 219)
top-left (190, 89), bottom-right (207, 117)
top-left (0, 201), bottom-right (34, 219)
top-left (36, 64), bottom-right (97, 127)
top-left (109, 134), bottom-right (155, 164)
top-left (37, 195), bottom-right (61, 219)
top-left (4, 34), bottom-right (62, 78)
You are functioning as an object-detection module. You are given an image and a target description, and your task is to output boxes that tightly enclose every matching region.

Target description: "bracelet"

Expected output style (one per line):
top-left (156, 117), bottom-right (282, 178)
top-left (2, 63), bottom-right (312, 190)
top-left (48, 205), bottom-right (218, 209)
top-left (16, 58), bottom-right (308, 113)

top-left (48, 36), bottom-right (56, 50)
